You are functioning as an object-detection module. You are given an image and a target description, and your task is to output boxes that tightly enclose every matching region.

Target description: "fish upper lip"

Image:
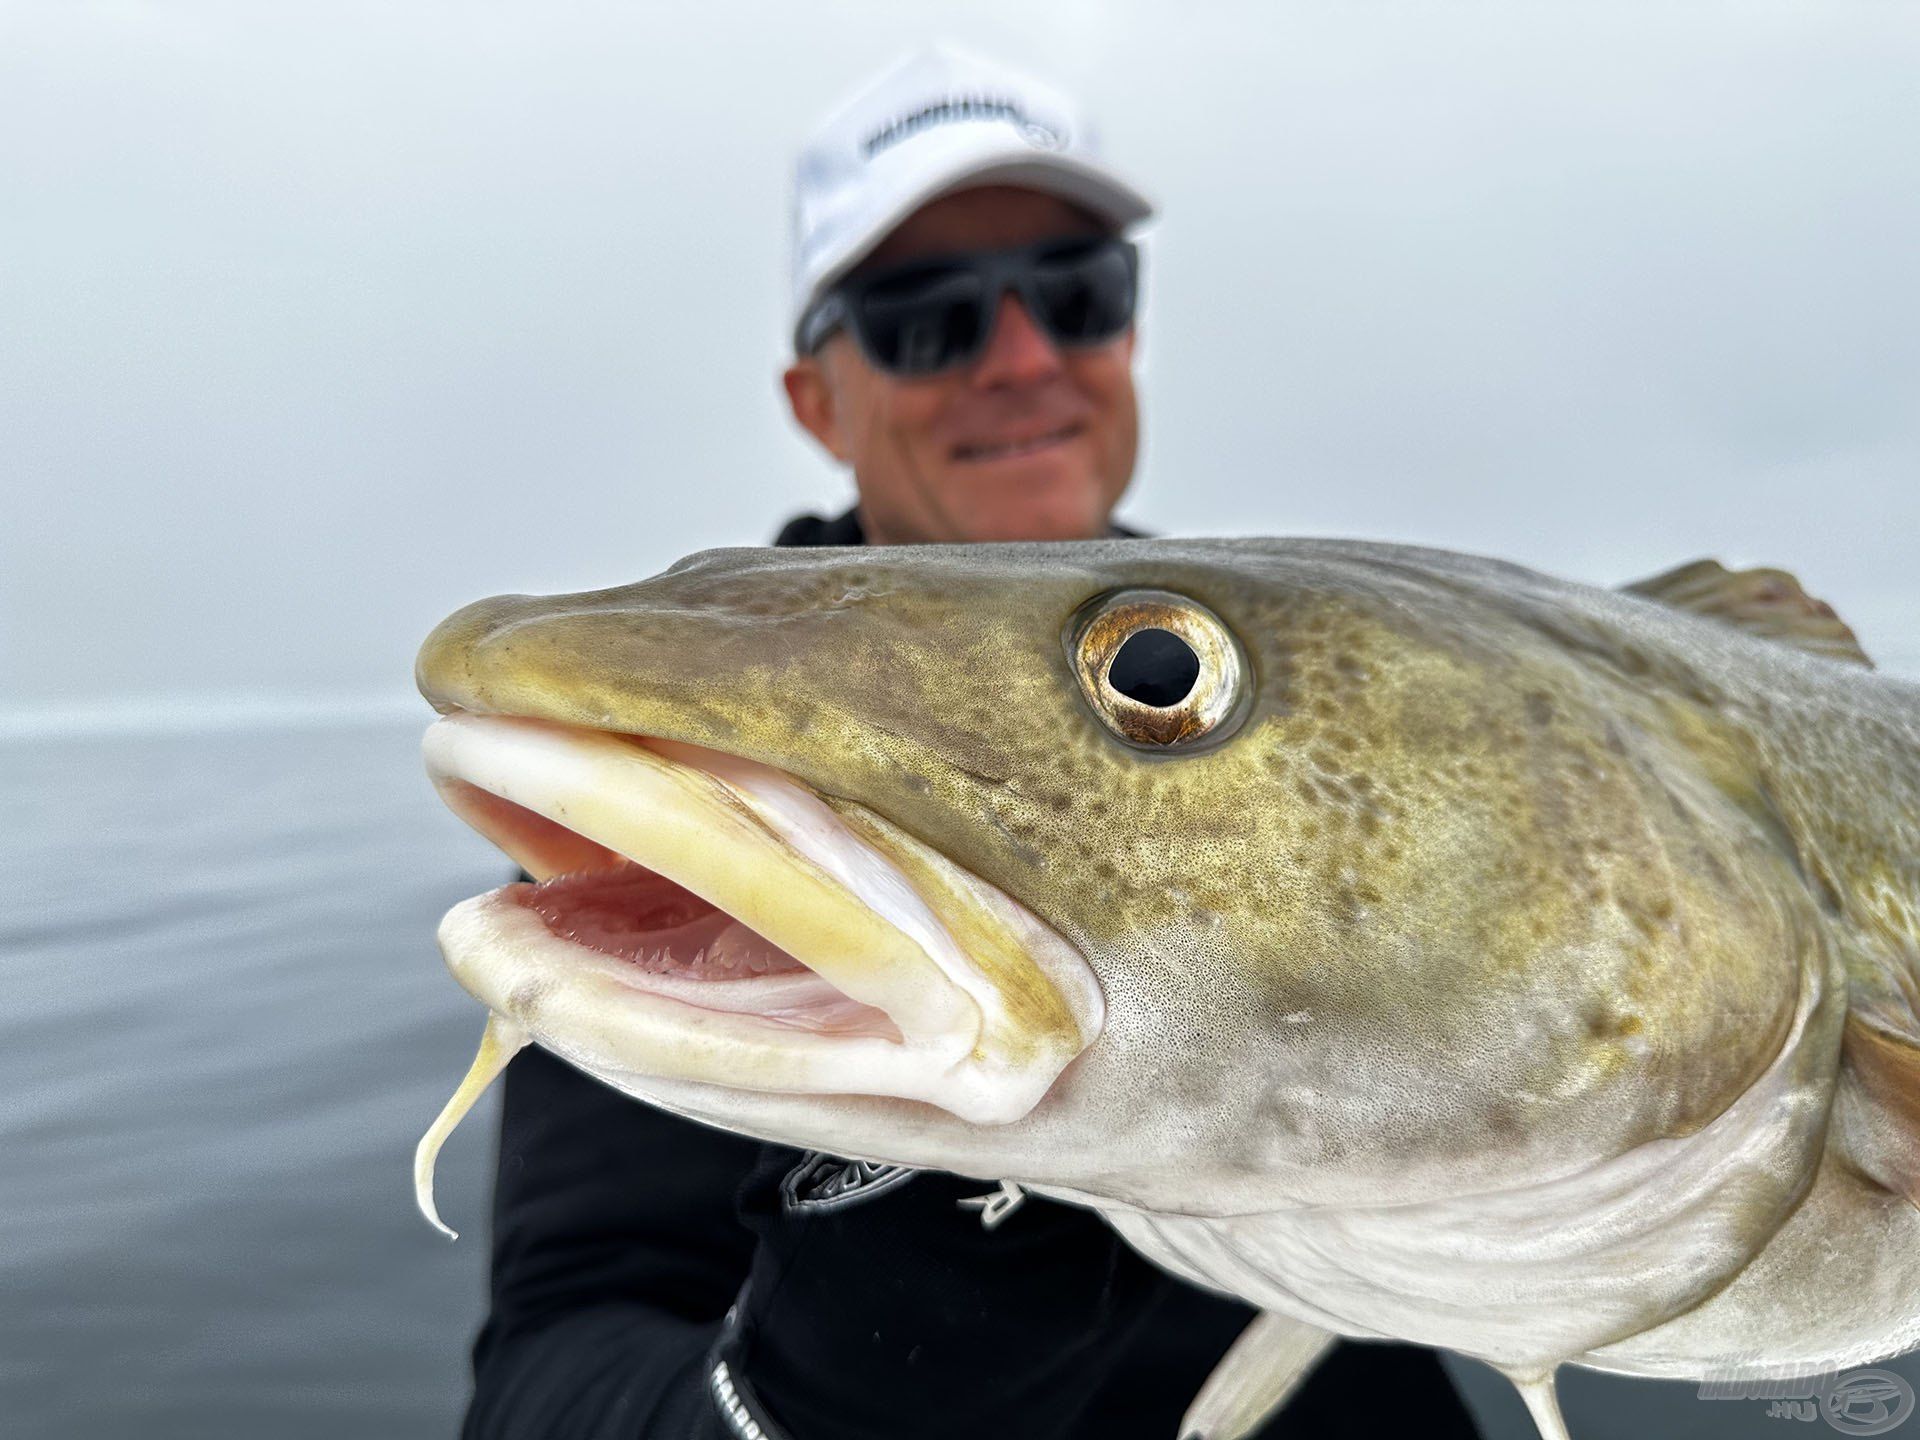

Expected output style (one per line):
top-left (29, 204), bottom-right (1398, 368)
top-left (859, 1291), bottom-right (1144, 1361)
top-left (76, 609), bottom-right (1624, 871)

top-left (424, 714), bottom-right (968, 1035)
top-left (950, 421), bottom-right (1085, 462)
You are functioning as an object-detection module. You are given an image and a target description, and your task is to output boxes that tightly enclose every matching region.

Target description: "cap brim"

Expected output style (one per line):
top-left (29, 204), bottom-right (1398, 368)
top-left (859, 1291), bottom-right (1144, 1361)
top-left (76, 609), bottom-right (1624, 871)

top-left (795, 139), bottom-right (1154, 333)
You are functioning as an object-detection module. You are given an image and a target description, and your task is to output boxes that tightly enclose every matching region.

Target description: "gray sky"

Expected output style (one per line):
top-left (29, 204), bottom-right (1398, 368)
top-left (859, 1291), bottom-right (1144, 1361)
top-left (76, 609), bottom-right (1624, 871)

top-left (5, 1), bottom-right (1918, 728)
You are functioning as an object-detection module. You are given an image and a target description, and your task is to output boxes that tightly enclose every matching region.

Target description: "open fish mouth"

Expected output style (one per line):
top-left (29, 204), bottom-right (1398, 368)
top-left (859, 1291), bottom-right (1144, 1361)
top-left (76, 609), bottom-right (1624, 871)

top-left (412, 712), bottom-right (1103, 1233)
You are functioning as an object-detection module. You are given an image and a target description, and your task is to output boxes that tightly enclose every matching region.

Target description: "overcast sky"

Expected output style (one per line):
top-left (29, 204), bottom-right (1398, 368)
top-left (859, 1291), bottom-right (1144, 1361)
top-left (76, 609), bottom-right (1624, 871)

top-left (4, 1), bottom-right (1917, 727)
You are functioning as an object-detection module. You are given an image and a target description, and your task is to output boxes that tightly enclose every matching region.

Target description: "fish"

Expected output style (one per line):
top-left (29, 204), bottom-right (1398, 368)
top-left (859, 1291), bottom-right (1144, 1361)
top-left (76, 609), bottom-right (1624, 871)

top-left (410, 538), bottom-right (1920, 1439)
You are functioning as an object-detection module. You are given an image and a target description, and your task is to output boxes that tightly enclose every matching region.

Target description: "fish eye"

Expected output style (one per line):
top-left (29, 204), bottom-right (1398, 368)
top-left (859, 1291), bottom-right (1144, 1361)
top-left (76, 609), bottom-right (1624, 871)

top-left (1067, 589), bottom-right (1248, 750)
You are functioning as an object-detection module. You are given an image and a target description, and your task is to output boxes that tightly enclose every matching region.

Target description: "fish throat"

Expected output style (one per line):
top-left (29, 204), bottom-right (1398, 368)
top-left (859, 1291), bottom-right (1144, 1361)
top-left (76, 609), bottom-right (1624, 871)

top-left (510, 857), bottom-right (902, 1041)
top-left (519, 864), bottom-right (804, 980)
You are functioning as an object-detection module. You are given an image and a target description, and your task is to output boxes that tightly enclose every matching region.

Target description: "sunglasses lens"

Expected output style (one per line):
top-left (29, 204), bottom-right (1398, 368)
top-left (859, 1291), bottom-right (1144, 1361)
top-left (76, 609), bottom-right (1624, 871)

top-left (1030, 240), bottom-right (1135, 344)
top-left (855, 266), bottom-right (986, 375)
top-left (836, 239), bottom-right (1135, 375)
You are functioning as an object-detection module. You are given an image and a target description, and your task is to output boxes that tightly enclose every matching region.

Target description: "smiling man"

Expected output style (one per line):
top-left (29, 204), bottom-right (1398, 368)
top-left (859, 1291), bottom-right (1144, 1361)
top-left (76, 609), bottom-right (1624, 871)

top-left (463, 45), bottom-right (1482, 1440)
top-left (777, 48), bottom-right (1148, 548)
top-left (780, 193), bottom-right (1141, 543)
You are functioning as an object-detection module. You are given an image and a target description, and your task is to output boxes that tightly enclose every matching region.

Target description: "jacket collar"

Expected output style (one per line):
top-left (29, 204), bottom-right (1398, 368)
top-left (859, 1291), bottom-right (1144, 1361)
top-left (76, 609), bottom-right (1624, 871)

top-left (773, 506), bottom-right (1142, 548)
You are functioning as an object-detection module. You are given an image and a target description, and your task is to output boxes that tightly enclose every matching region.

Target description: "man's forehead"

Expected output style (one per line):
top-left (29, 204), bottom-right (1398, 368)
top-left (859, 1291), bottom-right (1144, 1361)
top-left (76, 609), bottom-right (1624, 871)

top-left (862, 185), bottom-right (1110, 269)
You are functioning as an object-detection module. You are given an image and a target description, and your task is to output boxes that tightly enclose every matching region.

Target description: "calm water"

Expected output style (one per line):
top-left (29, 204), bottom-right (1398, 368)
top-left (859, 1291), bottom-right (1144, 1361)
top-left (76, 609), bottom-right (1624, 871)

top-left (4, 721), bottom-right (1916, 1438)
top-left (2, 723), bottom-right (505, 1440)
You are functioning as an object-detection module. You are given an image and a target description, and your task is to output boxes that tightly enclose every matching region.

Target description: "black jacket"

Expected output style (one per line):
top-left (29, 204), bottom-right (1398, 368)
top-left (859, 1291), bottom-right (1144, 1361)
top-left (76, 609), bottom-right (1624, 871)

top-left (462, 509), bottom-right (1483, 1439)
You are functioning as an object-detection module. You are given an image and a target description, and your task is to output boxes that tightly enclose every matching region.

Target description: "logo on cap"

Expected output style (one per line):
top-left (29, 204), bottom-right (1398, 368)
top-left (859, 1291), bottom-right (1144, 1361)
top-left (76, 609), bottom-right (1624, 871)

top-left (862, 94), bottom-right (1066, 158)
top-left (1017, 116), bottom-right (1066, 150)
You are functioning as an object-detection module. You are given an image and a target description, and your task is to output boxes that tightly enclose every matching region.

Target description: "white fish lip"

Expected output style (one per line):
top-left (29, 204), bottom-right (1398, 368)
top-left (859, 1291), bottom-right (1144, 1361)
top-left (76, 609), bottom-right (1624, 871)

top-left (421, 712), bottom-right (1103, 1125)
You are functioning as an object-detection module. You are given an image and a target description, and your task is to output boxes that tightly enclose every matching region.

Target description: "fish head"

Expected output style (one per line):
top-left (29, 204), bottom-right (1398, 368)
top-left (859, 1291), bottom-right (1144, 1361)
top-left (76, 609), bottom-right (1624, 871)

top-left (415, 539), bottom-right (1815, 1220)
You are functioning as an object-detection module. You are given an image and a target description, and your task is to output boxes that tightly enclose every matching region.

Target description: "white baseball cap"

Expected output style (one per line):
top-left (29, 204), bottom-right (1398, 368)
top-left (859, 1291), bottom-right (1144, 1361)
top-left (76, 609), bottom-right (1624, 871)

top-left (789, 43), bottom-right (1155, 349)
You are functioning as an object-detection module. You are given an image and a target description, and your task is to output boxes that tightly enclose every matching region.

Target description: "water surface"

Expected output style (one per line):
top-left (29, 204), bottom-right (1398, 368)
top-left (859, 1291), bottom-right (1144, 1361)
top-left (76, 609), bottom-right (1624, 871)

top-left (3, 724), bottom-right (504, 1440)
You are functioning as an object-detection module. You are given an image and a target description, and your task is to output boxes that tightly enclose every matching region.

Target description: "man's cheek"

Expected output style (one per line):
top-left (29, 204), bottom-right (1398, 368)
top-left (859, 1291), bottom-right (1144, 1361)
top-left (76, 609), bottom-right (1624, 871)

top-left (852, 395), bottom-right (905, 468)
top-left (890, 396), bottom-right (951, 474)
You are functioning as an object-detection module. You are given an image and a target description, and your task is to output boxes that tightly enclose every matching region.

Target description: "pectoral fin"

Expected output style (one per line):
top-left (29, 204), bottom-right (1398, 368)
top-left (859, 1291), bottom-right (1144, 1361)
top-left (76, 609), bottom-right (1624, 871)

top-left (1178, 1311), bottom-right (1334, 1440)
top-left (1840, 1009), bottom-right (1920, 1208)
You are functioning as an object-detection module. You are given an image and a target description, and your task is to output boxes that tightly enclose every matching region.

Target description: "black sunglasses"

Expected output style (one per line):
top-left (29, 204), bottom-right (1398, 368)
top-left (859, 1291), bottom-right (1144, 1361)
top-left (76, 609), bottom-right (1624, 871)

top-left (796, 235), bottom-right (1139, 377)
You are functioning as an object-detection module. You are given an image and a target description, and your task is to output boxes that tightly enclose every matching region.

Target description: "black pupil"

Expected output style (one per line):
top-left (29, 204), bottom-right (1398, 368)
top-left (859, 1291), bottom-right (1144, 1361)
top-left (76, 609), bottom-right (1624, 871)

top-left (1106, 628), bottom-right (1200, 708)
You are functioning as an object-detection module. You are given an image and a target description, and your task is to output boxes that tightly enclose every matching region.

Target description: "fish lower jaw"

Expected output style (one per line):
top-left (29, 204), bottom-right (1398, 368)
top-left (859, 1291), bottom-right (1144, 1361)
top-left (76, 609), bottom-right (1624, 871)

top-left (438, 889), bottom-right (1030, 1122)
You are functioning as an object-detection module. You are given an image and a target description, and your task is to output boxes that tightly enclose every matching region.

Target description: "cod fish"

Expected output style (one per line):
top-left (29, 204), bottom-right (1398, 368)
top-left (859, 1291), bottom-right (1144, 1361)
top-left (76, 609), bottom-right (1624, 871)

top-left (411, 539), bottom-right (1920, 1439)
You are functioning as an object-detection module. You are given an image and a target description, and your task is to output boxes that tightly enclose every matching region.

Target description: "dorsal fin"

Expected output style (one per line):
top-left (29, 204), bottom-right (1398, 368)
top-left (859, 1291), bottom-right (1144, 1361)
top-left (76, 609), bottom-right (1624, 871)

top-left (1621, 559), bottom-right (1873, 668)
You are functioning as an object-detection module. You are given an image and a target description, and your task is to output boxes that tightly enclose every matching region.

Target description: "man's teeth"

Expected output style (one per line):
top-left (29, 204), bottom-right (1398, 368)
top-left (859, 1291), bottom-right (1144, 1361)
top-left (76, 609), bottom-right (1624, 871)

top-left (958, 426), bottom-right (1077, 462)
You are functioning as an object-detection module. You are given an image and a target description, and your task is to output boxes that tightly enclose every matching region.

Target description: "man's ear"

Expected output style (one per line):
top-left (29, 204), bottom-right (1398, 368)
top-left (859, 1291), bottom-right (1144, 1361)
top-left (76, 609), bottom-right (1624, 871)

top-left (782, 356), bottom-right (850, 464)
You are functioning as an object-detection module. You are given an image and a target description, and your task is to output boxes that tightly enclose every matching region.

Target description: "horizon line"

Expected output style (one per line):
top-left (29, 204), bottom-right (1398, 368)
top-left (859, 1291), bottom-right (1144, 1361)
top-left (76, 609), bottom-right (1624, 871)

top-left (0, 691), bottom-right (430, 741)
top-left (6, 645), bottom-right (1917, 743)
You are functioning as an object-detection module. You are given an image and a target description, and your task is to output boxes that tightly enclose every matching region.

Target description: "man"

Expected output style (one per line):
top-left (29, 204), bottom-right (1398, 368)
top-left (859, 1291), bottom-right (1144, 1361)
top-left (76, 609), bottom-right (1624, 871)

top-left (464, 46), bottom-right (1484, 1439)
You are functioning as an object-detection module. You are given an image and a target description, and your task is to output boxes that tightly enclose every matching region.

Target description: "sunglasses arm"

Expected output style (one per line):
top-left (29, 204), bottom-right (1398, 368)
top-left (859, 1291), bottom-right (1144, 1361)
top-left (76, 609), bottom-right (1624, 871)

top-left (795, 293), bottom-right (848, 357)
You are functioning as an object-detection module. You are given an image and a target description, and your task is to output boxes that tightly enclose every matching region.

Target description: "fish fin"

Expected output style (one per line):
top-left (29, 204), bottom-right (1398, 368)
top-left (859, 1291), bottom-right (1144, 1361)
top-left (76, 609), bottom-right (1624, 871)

top-left (413, 1013), bottom-right (529, 1241)
top-left (1502, 1368), bottom-right (1572, 1440)
top-left (1177, 1312), bottom-right (1334, 1440)
top-left (1839, 1008), bottom-right (1920, 1210)
top-left (1620, 559), bottom-right (1872, 667)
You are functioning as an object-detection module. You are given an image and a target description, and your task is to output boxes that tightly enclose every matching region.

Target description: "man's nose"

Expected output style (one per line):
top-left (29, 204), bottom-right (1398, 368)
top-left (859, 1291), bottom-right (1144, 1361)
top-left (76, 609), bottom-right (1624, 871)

top-left (970, 292), bottom-right (1064, 387)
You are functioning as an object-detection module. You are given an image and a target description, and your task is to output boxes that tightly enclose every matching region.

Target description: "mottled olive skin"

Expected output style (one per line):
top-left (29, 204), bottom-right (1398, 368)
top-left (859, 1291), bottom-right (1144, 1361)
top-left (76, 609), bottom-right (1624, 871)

top-left (417, 538), bottom-right (1920, 1216)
